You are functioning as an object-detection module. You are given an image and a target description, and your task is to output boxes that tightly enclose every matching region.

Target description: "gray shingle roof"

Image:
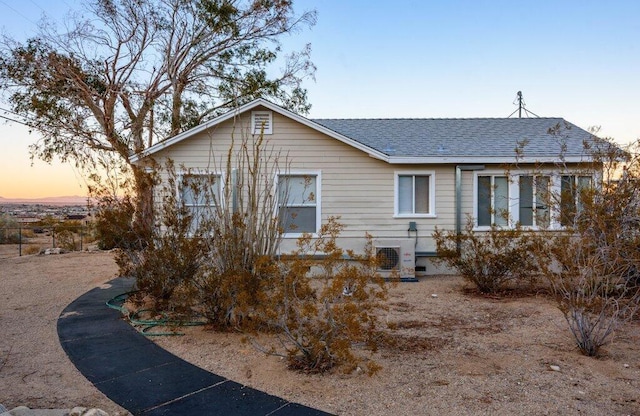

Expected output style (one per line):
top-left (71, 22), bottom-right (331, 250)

top-left (311, 117), bottom-right (597, 159)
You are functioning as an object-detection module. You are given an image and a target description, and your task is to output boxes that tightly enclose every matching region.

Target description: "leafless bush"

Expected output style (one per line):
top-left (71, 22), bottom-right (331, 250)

top-left (193, 130), bottom-right (288, 328)
top-left (536, 138), bottom-right (640, 356)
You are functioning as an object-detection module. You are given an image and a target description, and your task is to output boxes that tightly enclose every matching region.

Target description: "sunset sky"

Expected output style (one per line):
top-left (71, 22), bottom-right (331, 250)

top-left (1, 0), bottom-right (639, 198)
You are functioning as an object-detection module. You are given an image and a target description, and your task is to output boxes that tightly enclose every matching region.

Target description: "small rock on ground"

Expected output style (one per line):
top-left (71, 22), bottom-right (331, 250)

top-left (0, 405), bottom-right (111, 416)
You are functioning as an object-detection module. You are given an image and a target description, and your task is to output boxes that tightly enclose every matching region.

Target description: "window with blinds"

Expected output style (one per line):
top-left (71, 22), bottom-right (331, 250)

top-left (394, 172), bottom-right (436, 217)
top-left (278, 174), bottom-right (319, 234)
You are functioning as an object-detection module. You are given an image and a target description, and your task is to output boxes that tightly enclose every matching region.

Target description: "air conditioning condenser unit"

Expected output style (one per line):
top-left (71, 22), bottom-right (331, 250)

top-left (374, 239), bottom-right (416, 281)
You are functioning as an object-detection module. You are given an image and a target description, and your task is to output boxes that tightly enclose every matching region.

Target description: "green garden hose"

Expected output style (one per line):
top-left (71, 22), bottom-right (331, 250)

top-left (106, 291), bottom-right (205, 336)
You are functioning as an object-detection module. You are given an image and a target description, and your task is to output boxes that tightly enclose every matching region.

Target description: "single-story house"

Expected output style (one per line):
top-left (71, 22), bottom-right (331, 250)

top-left (130, 98), bottom-right (601, 278)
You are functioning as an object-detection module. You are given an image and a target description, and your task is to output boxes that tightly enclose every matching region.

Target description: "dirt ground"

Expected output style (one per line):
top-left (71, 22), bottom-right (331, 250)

top-left (1, 249), bottom-right (639, 415)
top-left (0, 249), bottom-right (127, 414)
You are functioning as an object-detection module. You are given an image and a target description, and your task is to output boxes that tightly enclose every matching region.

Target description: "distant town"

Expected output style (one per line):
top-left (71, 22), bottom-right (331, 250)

top-left (0, 196), bottom-right (92, 225)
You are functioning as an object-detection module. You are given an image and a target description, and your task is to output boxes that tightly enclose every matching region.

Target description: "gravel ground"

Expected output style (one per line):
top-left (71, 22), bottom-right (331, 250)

top-left (0, 250), bottom-right (128, 414)
top-left (1, 250), bottom-right (639, 415)
top-left (155, 276), bottom-right (640, 416)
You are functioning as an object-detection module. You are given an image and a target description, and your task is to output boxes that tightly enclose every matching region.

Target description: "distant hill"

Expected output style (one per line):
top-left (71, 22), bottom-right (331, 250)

top-left (0, 195), bottom-right (90, 206)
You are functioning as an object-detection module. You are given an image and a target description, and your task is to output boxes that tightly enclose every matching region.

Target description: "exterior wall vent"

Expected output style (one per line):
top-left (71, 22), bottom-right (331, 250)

top-left (252, 110), bottom-right (273, 135)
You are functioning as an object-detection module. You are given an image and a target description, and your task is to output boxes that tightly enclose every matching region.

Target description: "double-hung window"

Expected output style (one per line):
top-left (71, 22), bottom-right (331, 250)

top-left (519, 175), bottom-right (551, 228)
top-left (560, 175), bottom-right (592, 226)
top-left (180, 173), bottom-right (221, 233)
top-left (278, 173), bottom-right (319, 234)
top-left (477, 175), bottom-right (509, 227)
top-left (395, 172), bottom-right (435, 217)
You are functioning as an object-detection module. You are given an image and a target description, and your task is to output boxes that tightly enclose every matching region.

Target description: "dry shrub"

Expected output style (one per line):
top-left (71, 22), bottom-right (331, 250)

top-left (21, 229), bottom-right (35, 239)
top-left (192, 132), bottom-right (286, 329)
top-left (94, 195), bottom-right (139, 250)
top-left (263, 217), bottom-right (388, 374)
top-left (117, 165), bottom-right (206, 314)
top-left (539, 181), bottom-right (640, 355)
top-left (23, 245), bottom-right (41, 255)
top-left (54, 229), bottom-right (79, 251)
top-left (542, 232), bottom-right (640, 356)
top-left (535, 139), bottom-right (640, 356)
top-left (433, 217), bottom-right (539, 293)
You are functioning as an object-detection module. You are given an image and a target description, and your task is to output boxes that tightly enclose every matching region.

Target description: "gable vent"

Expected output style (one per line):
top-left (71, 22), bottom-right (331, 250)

top-left (252, 110), bottom-right (273, 135)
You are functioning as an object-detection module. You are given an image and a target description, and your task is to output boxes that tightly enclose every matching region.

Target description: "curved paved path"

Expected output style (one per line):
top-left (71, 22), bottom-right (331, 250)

top-left (57, 277), bottom-right (332, 416)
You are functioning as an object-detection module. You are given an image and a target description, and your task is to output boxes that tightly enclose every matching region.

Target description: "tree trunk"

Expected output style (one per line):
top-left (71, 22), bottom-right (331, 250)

top-left (171, 87), bottom-right (183, 137)
top-left (131, 164), bottom-right (155, 247)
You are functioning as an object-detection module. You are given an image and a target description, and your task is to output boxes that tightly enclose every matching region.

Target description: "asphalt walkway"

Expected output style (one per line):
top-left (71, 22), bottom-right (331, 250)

top-left (57, 277), bottom-right (332, 416)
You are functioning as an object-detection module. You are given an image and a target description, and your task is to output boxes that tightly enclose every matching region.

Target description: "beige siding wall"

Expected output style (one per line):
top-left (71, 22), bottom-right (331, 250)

top-left (151, 108), bottom-right (461, 255)
top-left (145, 107), bottom-right (590, 277)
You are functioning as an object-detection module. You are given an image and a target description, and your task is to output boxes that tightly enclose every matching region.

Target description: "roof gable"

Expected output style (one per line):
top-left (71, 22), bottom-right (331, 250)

top-left (130, 98), bottom-right (387, 163)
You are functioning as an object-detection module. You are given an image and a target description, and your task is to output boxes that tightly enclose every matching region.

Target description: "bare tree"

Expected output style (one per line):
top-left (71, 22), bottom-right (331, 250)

top-left (0, 0), bottom-right (316, 237)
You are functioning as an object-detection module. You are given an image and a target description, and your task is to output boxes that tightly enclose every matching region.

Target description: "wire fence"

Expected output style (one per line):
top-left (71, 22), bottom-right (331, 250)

top-left (0, 225), bottom-right (94, 258)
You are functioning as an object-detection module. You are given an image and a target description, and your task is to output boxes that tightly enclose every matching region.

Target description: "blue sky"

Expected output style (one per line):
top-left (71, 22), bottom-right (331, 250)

top-left (1, 0), bottom-right (639, 197)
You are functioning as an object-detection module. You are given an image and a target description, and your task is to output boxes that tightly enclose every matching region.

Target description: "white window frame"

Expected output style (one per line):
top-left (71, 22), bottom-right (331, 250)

top-left (473, 172), bottom-right (514, 229)
top-left (251, 110), bottom-right (273, 135)
top-left (473, 170), bottom-right (594, 230)
top-left (276, 171), bottom-right (321, 238)
top-left (394, 171), bottom-right (436, 218)
top-left (177, 170), bottom-right (224, 234)
top-left (517, 174), bottom-right (552, 229)
top-left (559, 174), bottom-right (593, 227)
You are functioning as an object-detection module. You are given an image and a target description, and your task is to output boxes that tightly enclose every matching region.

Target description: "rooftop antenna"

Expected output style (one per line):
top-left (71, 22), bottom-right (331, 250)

top-left (508, 91), bottom-right (540, 118)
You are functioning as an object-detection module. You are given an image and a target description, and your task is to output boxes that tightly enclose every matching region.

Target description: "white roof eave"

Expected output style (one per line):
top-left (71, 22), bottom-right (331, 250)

top-left (382, 155), bottom-right (593, 164)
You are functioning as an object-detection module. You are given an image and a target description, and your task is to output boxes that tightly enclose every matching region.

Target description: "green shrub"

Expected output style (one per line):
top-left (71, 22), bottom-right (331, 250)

top-left (55, 229), bottom-right (78, 251)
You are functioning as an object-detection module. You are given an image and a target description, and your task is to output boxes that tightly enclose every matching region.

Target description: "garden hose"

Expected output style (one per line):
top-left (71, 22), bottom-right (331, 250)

top-left (106, 291), bottom-right (205, 336)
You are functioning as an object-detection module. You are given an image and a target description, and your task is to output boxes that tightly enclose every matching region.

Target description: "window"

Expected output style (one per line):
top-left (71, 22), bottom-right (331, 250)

top-left (252, 110), bottom-right (272, 135)
top-left (560, 175), bottom-right (592, 226)
top-left (395, 172), bottom-right (435, 217)
top-left (519, 175), bottom-right (550, 228)
top-left (477, 175), bottom-right (509, 226)
top-left (180, 173), bottom-right (221, 233)
top-left (475, 172), bottom-right (594, 229)
top-left (278, 174), bottom-right (319, 234)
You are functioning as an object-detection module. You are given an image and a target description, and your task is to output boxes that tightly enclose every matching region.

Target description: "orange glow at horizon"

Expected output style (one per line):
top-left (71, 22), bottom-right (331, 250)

top-left (0, 152), bottom-right (88, 199)
top-left (0, 122), bottom-right (89, 199)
